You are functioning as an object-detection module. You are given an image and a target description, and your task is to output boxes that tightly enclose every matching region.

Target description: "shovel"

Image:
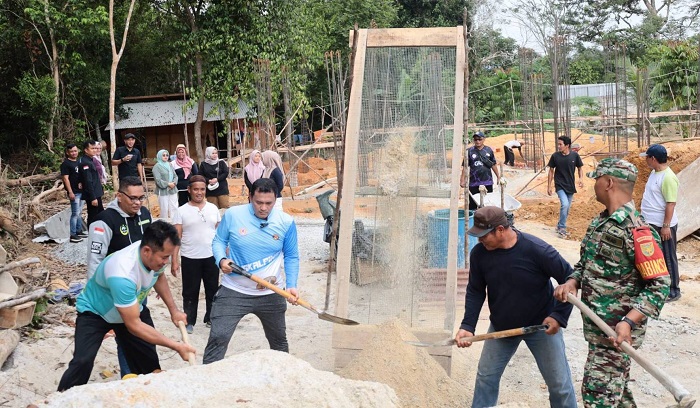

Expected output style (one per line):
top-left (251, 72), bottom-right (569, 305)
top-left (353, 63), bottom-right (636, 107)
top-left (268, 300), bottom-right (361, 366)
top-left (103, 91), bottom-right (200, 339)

top-left (228, 262), bottom-right (359, 326)
top-left (405, 324), bottom-right (549, 347)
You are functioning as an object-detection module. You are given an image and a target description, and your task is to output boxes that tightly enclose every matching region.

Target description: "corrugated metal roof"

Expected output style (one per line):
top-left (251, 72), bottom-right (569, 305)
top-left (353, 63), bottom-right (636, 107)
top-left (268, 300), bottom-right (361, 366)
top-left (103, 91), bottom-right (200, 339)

top-left (112, 99), bottom-right (254, 130)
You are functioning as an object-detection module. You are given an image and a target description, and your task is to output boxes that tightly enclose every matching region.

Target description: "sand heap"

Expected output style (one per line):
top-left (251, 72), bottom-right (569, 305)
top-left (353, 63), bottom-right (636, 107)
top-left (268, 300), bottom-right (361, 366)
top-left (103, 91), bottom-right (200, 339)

top-left (338, 319), bottom-right (468, 408)
top-left (37, 350), bottom-right (398, 408)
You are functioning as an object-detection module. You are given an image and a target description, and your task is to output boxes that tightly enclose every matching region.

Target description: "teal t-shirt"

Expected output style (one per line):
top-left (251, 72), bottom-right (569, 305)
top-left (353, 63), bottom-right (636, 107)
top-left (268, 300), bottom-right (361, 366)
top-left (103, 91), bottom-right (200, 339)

top-left (77, 241), bottom-right (162, 323)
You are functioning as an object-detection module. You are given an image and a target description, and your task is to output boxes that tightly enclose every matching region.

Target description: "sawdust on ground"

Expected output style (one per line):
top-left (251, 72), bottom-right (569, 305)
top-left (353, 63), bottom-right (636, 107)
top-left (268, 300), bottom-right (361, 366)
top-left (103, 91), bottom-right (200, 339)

top-left (338, 319), bottom-right (468, 408)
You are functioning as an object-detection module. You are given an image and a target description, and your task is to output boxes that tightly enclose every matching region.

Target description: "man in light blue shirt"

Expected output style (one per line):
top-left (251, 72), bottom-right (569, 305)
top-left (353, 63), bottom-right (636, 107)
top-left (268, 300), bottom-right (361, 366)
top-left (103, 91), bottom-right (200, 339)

top-left (203, 178), bottom-right (300, 363)
top-left (57, 221), bottom-right (195, 391)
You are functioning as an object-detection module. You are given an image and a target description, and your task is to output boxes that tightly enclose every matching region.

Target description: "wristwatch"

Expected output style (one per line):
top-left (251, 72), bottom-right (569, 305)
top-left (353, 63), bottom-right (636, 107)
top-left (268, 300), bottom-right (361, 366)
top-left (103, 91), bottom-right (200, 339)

top-left (621, 316), bottom-right (637, 330)
top-left (662, 223), bottom-right (671, 228)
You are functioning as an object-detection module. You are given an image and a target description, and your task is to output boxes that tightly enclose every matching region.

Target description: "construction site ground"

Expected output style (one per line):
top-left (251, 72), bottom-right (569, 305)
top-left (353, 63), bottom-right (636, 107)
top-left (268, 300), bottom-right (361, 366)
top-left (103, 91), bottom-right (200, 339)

top-left (2, 132), bottom-right (700, 407)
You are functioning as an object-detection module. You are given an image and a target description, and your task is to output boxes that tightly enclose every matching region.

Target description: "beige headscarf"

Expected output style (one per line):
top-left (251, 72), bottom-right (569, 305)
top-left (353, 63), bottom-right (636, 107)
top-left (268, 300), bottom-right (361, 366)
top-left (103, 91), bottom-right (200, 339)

top-left (261, 150), bottom-right (284, 181)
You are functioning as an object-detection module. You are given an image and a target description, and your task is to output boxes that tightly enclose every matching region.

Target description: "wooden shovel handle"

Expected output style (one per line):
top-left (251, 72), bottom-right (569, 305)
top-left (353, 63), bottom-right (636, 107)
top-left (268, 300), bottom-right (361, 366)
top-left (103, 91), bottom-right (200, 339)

top-left (228, 262), bottom-right (316, 312)
top-left (177, 321), bottom-right (196, 366)
top-left (246, 272), bottom-right (315, 311)
top-left (567, 293), bottom-right (695, 407)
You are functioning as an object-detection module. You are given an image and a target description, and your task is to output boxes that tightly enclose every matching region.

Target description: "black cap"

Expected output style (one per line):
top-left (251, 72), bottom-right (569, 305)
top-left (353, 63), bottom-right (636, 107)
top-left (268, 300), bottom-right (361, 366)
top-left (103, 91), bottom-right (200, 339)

top-left (123, 133), bottom-right (136, 140)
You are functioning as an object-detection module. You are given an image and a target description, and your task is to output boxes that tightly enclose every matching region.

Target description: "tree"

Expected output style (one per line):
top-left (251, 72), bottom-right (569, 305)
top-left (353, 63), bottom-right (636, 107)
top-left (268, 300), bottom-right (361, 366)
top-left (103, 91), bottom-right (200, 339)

top-left (647, 40), bottom-right (699, 110)
top-left (108, 0), bottom-right (136, 188)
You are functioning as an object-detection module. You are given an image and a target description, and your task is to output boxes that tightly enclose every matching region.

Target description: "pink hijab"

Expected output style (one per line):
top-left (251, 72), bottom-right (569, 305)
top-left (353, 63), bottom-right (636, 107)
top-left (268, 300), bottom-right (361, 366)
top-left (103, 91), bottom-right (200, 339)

top-left (244, 150), bottom-right (265, 184)
top-left (174, 144), bottom-right (194, 178)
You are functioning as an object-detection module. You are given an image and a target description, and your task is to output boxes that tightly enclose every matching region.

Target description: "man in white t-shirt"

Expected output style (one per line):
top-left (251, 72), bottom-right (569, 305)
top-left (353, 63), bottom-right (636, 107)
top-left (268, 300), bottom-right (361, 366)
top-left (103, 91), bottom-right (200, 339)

top-left (503, 139), bottom-right (525, 166)
top-left (641, 144), bottom-right (681, 301)
top-left (57, 221), bottom-right (195, 391)
top-left (172, 175), bottom-right (222, 334)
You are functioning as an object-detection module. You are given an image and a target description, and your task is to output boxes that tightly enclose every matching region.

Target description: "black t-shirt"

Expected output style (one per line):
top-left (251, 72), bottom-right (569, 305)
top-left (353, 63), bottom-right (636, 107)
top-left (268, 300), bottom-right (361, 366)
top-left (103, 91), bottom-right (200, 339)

top-left (467, 146), bottom-right (497, 187)
top-left (547, 151), bottom-right (583, 194)
top-left (112, 146), bottom-right (142, 179)
top-left (460, 231), bottom-right (574, 333)
top-left (60, 158), bottom-right (82, 194)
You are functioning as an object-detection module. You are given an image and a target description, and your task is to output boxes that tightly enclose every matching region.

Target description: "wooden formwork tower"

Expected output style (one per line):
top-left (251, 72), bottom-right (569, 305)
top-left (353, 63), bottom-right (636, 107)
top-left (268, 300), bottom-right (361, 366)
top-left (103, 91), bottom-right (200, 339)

top-left (332, 27), bottom-right (465, 374)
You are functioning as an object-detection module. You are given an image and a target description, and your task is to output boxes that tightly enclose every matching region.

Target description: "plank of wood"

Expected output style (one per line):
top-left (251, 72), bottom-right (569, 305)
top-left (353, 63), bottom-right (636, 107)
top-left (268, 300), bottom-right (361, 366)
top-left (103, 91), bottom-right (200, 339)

top-left (350, 27), bottom-right (459, 48)
top-left (444, 25), bottom-right (465, 332)
top-left (0, 329), bottom-right (19, 367)
top-left (0, 301), bottom-right (36, 329)
top-left (0, 258), bottom-right (41, 274)
top-left (335, 29), bottom-right (368, 318)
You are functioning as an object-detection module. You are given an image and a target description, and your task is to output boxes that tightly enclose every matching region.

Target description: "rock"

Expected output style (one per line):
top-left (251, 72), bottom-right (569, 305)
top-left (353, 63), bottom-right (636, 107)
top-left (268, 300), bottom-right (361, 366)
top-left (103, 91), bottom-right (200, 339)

top-left (33, 208), bottom-right (71, 243)
top-left (37, 350), bottom-right (399, 407)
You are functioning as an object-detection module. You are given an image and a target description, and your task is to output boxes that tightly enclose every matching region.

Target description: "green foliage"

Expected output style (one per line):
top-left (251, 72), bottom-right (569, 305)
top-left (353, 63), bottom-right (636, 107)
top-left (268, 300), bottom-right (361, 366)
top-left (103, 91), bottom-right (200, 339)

top-left (568, 49), bottom-right (605, 84)
top-left (469, 69), bottom-right (521, 123)
top-left (396, 0), bottom-right (469, 27)
top-left (647, 40), bottom-right (699, 110)
top-left (571, 96), bottom-right (600, 116)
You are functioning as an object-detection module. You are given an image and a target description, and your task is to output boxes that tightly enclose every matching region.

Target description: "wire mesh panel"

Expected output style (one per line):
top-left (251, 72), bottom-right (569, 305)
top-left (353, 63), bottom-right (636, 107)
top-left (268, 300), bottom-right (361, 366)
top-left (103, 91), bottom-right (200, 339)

top-left (337, 28), bottom-right (464, 331)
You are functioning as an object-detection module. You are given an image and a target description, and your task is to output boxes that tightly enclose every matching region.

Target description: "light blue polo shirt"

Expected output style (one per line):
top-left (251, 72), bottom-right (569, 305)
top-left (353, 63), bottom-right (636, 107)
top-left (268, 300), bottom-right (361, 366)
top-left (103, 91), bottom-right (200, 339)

top-left (76, 241), bottom-right (163, 323)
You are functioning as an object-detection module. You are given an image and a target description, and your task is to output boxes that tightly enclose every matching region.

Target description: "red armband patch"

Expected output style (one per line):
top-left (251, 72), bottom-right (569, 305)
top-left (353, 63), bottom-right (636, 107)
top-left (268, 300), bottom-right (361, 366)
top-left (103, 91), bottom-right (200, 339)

top-left (633, 227), bottom-right (669, 280)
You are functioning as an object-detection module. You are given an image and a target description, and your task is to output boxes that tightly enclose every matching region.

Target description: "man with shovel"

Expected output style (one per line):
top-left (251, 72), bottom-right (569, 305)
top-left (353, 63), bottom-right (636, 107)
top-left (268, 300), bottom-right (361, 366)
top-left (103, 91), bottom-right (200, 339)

top-left (554, 158), bottom-right (669, 407)
top-left (203, 178), bottom-right (299, 363)
top-left (455, 206), bottom-right (577, 408)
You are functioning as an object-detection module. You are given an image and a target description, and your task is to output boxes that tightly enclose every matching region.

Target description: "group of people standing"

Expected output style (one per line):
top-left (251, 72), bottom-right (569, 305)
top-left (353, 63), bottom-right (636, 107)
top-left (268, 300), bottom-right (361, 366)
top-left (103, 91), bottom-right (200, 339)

top-left (458, 131), bottom-right (680, 407)
top-left (57, 140), bottom-right (298, 394)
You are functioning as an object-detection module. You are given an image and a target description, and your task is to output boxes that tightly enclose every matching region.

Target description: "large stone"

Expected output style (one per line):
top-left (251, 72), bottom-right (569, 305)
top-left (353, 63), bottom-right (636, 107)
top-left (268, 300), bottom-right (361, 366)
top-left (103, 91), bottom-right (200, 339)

top-left (37, 350), bottom-right (399, 407)
top-left (33, 207), bottom-right (71, 242)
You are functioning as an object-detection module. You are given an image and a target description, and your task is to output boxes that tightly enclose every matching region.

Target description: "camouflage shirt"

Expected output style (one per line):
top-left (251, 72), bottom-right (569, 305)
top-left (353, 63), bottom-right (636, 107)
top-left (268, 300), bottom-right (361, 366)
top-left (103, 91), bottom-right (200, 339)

top-left (570, 201), bottom-right (670, 347)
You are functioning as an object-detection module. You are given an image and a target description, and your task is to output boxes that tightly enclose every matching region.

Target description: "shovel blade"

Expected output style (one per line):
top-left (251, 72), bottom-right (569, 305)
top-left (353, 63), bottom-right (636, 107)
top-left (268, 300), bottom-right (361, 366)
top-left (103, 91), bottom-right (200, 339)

top-left (317, 312), bottom-right (360, 325)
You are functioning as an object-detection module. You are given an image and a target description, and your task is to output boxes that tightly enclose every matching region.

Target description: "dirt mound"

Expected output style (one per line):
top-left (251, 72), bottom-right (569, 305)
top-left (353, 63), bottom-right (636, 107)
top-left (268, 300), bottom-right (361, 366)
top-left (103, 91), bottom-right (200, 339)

top-left (519, 139), bottom-right (700, 241)
top-left (39, 350), bottom-right (399, 408)
top-left (338, 319), bottom-right (468, 408)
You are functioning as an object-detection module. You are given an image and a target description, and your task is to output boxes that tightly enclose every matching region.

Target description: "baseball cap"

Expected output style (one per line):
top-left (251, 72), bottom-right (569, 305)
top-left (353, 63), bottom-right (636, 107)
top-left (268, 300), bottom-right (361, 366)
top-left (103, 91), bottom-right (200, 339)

top-left (468, 206), bottom-right (510, 238)
top-left (586, 158), bottom-right (637, 182)
top-left (123, 133), bottom-right (136, 140)
top-left (473, 131), bottom-right (485, 139)
top-left (639, 144), bottom-right (667, 161)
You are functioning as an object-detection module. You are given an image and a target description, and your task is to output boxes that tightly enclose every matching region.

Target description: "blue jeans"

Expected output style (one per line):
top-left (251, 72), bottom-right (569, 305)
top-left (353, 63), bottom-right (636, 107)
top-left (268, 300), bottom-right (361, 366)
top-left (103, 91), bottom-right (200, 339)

top-left (69, 193), bottom-right (84, 235)
top-left (556, 190), bottom-right (574, 231)
top-left (472, 324), bottom-right (577, 408)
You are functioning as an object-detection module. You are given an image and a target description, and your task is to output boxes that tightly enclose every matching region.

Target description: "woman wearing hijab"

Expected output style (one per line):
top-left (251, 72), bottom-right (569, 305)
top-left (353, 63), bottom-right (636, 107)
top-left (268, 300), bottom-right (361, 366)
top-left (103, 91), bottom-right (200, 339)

top-left (199, 146), bottom-right (230, 209)
top-left (171, 144), bottom-right (199, 206)
top-left (243, 150), bottom-right (265, 193)
top-left (261, 150), bottom-right (285, 211)
top-left (152, 149), bottom-right (179, 220)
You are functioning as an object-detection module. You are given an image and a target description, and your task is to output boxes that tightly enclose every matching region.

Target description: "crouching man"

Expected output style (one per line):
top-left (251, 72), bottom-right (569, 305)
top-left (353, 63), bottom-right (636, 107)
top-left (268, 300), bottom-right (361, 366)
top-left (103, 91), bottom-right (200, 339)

top-left (57, 221), bottom-right (196, 391)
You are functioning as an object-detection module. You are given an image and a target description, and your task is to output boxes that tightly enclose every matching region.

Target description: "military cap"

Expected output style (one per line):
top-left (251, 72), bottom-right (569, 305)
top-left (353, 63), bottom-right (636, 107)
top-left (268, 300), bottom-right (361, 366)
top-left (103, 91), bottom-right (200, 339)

top-left (586, 157), bottom-right (637, 182)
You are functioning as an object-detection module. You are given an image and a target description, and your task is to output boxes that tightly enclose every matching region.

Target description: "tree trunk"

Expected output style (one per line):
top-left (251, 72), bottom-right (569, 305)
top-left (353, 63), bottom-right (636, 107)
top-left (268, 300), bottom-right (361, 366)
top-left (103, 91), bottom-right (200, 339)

top-left (109, 58), bottom-right (120, 191)
top-left (0, 329), bottom-right (19, 367)
top-left (193, 52), bottom-right (205, 163)
top-left (44, 0), bottom-right (58, 151)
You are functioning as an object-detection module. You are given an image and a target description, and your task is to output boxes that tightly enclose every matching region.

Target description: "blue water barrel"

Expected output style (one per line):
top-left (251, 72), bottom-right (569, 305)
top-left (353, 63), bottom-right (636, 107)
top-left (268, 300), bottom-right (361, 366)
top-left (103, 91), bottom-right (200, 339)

top-left (427, 209), bottom-right (476, 268)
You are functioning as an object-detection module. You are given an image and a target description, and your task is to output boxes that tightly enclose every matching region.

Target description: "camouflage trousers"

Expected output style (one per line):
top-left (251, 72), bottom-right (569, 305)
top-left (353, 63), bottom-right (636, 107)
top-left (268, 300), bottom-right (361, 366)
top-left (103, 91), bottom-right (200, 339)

top-left (582, 342), bottom-right (636, 407)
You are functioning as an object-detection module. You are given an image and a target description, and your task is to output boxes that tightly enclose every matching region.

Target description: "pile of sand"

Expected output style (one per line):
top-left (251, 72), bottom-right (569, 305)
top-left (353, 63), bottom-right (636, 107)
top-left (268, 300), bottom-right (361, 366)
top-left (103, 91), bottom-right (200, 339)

top-left (38, 350), bottom-right (398, 408)
top-left (338, 320), bottom-right (468, 408)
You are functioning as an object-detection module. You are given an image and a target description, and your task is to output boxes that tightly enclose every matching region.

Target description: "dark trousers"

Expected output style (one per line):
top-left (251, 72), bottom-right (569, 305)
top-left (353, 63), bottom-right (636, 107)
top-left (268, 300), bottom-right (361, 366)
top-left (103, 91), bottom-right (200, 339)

top-left (86, 196), bottom-right (104, 226)
top-left (181, 256), bottom-right (219, 326)
top-left (468, 184), bottom-right (494, 210)
top-left (203, 286), bottom-right (288, 364)
top-left (504, 146), bottom-right (515, 166)
top-left (178, 190), bottom-right (190, 207)
top-left (651, 224), bottom-right (679, 296)
top-left (57, 307), bottom-right (159, 391)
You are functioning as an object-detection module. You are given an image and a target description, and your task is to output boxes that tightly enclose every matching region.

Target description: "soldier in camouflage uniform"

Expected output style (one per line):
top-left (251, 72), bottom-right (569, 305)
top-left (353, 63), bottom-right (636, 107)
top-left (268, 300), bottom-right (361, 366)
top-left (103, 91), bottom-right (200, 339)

top-left (554, 158), bottom-right (670, 407)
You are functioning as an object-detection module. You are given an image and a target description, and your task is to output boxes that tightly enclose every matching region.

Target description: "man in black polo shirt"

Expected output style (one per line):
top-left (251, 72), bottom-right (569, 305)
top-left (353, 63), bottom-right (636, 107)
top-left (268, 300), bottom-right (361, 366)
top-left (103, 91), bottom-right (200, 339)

top-left (111, 133), bottom-right (144, 185)
top-left (80, 140), bottom-right (105, 225)
top-left (546, 136), bottom-right (584, 238)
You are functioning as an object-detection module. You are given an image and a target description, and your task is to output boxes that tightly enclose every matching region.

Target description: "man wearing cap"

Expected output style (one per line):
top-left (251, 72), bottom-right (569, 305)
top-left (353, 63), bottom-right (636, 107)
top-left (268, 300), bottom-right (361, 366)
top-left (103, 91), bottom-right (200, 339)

top-left (112, 133), bottom-right (145, 185)
top-left (640, 144), bottom-right (681, 301)
top-left (455, 206), bottom-right (577, 408)
top-left (461, 132), bottom-right (501, 210)
top-left (554, 158), bottom-right (669, 407)
top-left (547, 136), bottom-right (584, 237)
